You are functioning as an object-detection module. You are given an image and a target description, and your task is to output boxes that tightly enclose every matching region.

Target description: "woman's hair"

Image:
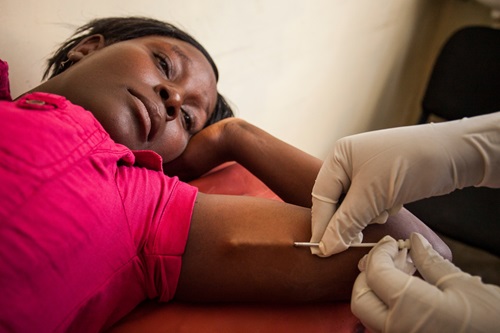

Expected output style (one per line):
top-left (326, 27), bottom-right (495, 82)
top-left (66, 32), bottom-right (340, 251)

top-left (44, 16), bottom-right (233, 125)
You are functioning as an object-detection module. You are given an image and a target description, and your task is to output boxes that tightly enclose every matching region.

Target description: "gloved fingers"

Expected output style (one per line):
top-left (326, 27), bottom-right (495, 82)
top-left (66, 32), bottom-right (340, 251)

top-left (310, 195), bottom-right (338, 243)
top-left (365, 236), bottom-right (417, 306)
top-left (393, 247), bottom-right (416, 275)
top-left (311, 144), bottom-right (351, 241)
top-left (357, 244), bottom-right (415, 274)
top-left (367, 203), bottom-right (403, 227)
top-left (310, 191), bottom-right (342, 255)
top-left (312, 207), bottom-right (364, 256)
top-left (358, 254), bottom-right (368, 272)
top-left (370, 205), bottom-right (402, 225)
top-left (313, 184), bottom-right (386, 256)
top-left (351, 272), bottom-right (387, 333)
top-left (310, 217), bottom-right (353, 256)
top-left (387, 204), bottom-right (403, 217)
top-left (370, 211), bottom-right (389, 225)
top-left (410, 233), bottom-right (462, 286)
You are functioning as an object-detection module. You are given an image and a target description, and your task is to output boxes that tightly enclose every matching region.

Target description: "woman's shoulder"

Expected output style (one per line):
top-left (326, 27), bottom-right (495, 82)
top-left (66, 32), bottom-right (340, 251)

top-left (0, 60), bottom-right (12, 101)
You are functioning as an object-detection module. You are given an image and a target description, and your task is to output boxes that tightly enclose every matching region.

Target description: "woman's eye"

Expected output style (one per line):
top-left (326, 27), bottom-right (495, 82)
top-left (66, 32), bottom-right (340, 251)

top-left (156, 54), bottom-right (170, 77)
top-left (181, 109), bottom-right (193, 131)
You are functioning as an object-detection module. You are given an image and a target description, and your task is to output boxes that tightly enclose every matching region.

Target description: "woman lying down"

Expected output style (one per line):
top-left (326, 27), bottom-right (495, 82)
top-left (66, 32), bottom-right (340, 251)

top-left (0, 16), bottom-right (450, 333)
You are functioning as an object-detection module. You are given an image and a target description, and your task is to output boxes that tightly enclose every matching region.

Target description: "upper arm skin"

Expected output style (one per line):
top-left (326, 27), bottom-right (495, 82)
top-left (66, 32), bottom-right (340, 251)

top-left (175, 193), bottom-right (451, 303)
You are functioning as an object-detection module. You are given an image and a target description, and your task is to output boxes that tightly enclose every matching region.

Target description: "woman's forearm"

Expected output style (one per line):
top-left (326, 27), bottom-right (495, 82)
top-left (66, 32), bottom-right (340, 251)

top-left (164, 118), bottom-right (322, 207)
top-left (223, 119), bottom-right (322, 207)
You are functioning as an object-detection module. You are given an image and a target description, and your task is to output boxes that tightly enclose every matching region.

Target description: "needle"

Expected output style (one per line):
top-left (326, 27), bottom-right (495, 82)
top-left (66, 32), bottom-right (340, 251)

top-left (293, 242), bottom-right (377, 248)
top-left (293, 239), bottom-right (410, 249)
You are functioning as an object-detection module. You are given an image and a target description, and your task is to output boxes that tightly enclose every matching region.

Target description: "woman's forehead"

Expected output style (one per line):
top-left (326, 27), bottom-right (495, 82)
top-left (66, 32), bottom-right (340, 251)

top-left (133, 36), bottom-right (211, 67)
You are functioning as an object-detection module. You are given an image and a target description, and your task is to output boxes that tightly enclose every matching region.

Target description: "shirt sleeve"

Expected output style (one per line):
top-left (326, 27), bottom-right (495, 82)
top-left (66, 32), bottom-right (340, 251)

top-left (116, 164), bottom-right (198, 301)
top-left (0, 60), bottom-right (12, 101)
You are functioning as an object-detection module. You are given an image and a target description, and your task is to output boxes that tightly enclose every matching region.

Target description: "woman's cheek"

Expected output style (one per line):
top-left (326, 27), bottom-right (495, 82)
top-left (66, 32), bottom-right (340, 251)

top-left (157, 130), bottom-right (189, 163)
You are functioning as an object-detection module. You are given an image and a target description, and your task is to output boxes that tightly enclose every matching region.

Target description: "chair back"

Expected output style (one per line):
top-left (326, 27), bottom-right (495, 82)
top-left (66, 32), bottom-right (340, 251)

top-left (420, 26), bottom-right (500, 123)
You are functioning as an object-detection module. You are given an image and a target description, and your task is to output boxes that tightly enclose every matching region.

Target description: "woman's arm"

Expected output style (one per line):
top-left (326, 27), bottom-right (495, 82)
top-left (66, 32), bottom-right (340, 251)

top-left (164, 118), bottom-right (322, 207)
top-left (175, 193), bottom-right (451, 303)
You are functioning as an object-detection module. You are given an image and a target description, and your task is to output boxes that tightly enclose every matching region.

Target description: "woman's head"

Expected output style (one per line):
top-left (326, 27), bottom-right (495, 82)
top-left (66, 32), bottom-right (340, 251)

top-left (42, 17), bottom-right (233, 162)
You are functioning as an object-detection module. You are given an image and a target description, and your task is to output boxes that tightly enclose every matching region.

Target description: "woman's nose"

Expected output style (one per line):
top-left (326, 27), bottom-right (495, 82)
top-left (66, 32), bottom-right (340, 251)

top-left (157, 85), bottom-right (182, 121)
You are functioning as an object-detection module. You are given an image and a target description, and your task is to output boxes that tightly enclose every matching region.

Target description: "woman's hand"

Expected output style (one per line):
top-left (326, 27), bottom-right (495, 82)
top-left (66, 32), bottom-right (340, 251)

top-left (163, 118), bottom-right (240, 181)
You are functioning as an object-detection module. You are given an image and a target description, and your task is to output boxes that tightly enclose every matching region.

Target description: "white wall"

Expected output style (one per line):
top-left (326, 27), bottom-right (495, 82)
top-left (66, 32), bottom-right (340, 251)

top-left (0, 0), bottom-right (491, 158)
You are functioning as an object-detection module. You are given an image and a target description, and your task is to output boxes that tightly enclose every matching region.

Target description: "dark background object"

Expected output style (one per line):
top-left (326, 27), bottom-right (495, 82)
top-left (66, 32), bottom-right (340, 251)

top-left (406, 25), bottom-right (500, 257)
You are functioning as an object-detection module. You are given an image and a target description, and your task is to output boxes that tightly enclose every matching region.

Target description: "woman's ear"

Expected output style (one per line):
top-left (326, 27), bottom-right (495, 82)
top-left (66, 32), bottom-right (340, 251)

top-left (67, 34), bottom-right (105, 63)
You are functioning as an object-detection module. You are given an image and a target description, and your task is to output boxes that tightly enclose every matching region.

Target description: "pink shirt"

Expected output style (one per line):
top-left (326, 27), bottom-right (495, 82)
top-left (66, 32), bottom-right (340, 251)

top-left (0, 60), bottom-right (198, 332)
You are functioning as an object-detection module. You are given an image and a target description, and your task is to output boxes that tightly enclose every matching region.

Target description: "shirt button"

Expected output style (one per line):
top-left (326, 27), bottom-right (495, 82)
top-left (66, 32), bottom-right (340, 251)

top-left (17, 92), bottom-right (67, 110)
top-left (25, 99), bottom-right (46, 105)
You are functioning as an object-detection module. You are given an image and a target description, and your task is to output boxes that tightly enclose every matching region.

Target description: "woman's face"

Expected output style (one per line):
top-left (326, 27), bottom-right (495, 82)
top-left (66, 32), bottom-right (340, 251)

top-left (50, 36), bottom-right (218, 163)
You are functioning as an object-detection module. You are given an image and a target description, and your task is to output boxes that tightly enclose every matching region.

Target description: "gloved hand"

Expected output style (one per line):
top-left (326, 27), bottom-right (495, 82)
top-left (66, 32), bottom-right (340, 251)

top-left (351, 233), bottom-right (500, 333)
top-left (311, 112), bottom-right (500, 256)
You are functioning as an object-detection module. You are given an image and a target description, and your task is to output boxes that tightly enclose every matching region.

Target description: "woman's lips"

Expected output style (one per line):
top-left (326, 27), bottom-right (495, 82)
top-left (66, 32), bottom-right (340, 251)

top-left (128, 89), bottom-right (161, 141)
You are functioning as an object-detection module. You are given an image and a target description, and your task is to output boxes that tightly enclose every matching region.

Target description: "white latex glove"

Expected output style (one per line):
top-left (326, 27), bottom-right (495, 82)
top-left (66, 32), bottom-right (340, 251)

top-left (351, 233), bottom-right (500, 333)
top-left (311, 112), bottom-right (500, 256)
